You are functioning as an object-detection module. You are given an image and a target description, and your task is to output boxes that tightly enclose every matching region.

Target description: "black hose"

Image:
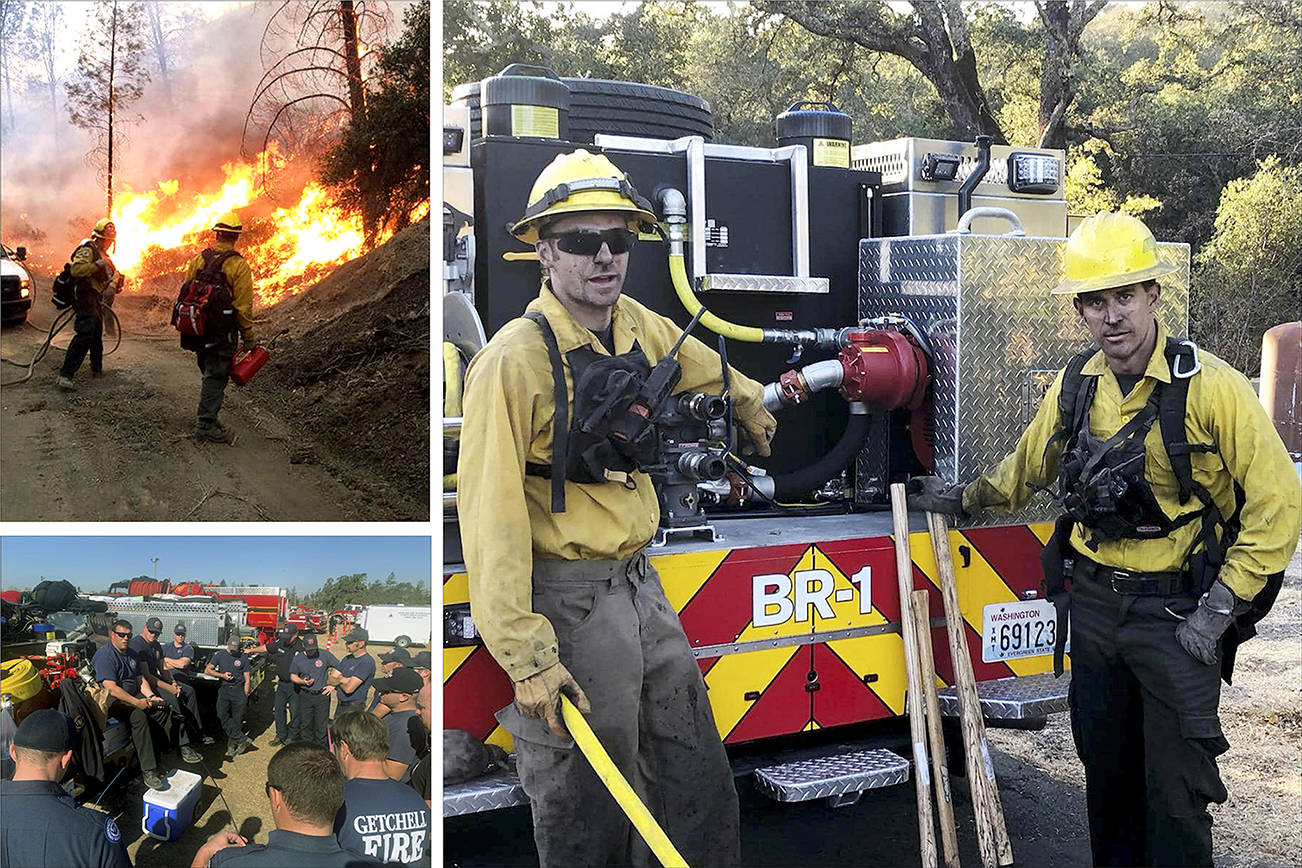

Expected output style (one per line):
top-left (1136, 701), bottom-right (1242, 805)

top-left (770, 411), bottom-right (872, 500)
top-left (0, 306), bottom-right (121, 386)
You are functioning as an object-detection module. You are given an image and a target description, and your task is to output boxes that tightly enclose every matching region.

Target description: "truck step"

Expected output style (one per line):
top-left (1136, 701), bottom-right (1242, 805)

top-left (442, 767), bottom-right (528, 817)
top-left (937, 670), bottom-right (1071, 720)
top-left (752, 748), bottom-right (910, 806)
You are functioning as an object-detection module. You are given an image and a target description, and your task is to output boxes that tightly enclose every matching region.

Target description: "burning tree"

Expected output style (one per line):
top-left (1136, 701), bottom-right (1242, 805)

top-left (244, 0), bottom-right (396, 244)
top-left (64, 0), bottom-right (152, 213)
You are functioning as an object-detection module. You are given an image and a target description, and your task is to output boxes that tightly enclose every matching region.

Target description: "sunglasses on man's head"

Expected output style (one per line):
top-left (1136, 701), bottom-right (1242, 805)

top-left (541, 227), bottom-right (637, 257)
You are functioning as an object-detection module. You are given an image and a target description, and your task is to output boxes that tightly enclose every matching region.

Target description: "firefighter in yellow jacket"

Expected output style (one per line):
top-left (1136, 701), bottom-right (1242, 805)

top-left (458, 150), bottom-right (777, 868)
top-left (180, 212), bottom-right (257, 444)
top-left (912, 212), bottom-right (1301, 867)
top-left (56, 218), bottom-right (123, 390)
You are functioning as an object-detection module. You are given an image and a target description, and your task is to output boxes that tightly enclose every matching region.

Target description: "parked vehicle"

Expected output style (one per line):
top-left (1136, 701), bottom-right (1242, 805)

top-left (359, 605), bottom-right (430, 648)
top-left (1, 243), bottom-right (33, 326)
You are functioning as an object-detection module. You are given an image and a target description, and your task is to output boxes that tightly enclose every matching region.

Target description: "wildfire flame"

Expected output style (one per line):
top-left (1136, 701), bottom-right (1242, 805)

top-left (109, 144), bottom-right (425, 305)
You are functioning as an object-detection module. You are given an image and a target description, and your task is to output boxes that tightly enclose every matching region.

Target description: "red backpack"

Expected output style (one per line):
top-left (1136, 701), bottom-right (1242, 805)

top-left (173, 248), bottom-right (240, 346)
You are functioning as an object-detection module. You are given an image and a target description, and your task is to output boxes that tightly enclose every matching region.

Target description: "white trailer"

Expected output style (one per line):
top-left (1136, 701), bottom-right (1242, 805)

top-left (360, 605), bottom-right (431, 648)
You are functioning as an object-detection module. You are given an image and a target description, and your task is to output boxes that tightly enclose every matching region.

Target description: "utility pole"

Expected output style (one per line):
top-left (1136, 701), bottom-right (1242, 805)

top-left (151, 557), bottom-right (159, 581)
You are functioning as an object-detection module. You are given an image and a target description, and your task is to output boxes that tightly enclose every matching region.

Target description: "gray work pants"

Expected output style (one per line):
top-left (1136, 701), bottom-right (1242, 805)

top-left (196, 343), bottom-right (236, 427)
top-left (498, 550), bottom-right (740, 868)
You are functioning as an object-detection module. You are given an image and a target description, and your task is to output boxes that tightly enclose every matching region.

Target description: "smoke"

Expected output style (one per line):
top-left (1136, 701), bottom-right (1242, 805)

top-left (0, 1), bottom-right (349, 274)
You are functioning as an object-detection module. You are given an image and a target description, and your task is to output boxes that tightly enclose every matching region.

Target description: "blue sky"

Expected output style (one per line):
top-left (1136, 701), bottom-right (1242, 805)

top-left (0, 536), bottom-right (432, 596)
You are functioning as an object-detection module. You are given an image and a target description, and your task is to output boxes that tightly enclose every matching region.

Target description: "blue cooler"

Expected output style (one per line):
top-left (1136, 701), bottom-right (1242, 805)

top-left (142, 769), bottom-right (202, 841)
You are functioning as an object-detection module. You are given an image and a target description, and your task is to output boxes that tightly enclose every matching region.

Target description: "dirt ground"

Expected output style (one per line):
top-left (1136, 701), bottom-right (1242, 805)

top-left (0, 219), bottom-right (429, 521)
top-left (446, 540), bottom-right (1302, 867)
top-left (89, 641), bottom-right (430, 868)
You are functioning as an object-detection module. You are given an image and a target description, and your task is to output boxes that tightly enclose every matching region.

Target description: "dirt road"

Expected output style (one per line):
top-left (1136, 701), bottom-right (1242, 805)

top-left (1, 290), bottom-right (414, 521)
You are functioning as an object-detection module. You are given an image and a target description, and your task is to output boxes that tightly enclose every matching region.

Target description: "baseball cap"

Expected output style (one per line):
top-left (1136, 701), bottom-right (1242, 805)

top-left (371, 666), bottom-right (422, 695)
top-left (378, 647), bottom-right (412, 665)
top-left (302, 634), bottom-right (319, 650)
top-left (145, 617), bottom-right (164, 634)
top-left (15, 709), bottom-right (78, 752)
top-left (411, 650), bottom-right (431, 670)
top-left (344, 627), bottom-right (368, 642)
top-left (174, 624), bottom-right (187, 636)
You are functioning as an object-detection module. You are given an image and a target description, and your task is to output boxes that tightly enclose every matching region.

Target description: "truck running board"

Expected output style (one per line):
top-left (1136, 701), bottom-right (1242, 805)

top-left (443, 768), bottom-right (528, 817)
top-left (752, 748), bottom-right (910, 807)
top-left (936, 671), bottom-right (1071, 720)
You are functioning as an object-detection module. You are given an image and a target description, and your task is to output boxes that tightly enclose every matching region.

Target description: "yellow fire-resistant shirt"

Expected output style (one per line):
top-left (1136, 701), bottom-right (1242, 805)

top-left (181, 241), bottom-right (256, 342)
top-left (69, 238), bottom-right (119, 293)
top-left (963, 320), bottom-right (1301, 602)
top-left (459, 284), bottom-right (772, 681)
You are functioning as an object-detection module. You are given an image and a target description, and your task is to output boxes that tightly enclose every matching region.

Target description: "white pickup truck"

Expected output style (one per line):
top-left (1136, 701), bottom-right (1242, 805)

top-left (1, 243), bottom-right (33, 326)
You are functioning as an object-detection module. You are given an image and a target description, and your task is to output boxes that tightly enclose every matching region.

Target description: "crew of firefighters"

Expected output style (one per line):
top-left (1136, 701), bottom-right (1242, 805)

top-left (12, 138), bottom-right (1298, 868)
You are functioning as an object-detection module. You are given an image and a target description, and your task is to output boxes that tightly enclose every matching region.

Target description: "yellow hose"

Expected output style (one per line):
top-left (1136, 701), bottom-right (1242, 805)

top-left (560, 695), bottom-right (690, 868)
top-left (668, 253), bottom-right (763, 343)
top-left (443, 341), bottom-right (464, 416)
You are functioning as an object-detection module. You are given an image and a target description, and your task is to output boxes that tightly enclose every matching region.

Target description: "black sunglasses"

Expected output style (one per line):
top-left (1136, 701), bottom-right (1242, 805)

top-left (265, 781), bottom-right (279, 797)
top-left (113, 630), bottom-right (131, 638)
top-left (542, 227), bottom-right (636, 257)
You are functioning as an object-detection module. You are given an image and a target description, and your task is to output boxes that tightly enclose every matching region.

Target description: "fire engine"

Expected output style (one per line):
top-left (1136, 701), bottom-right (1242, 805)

top-left (441, 70), bottom-right (1191, 816)
top-left (287, 605), bottom-right (327, 633)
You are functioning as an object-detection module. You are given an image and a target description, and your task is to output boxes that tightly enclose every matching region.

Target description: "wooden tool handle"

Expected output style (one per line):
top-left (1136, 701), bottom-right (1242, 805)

top-left (890, 483), bottom-right (937, 867)
top-left (926, 510), bottom-right (1013, 868)
top-left (912, 588), bottom-right (960, 868)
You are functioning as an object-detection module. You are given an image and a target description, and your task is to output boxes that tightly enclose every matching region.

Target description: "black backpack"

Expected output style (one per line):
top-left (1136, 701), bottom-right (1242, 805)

top-left (31, 579), bottom-right (78, 613)
top-left (51, 264), bottom-right (76, 310)
top-left (172, 248), bottom-right (240, 349)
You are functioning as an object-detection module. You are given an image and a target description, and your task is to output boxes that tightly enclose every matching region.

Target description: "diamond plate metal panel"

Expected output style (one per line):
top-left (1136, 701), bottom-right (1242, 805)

top-left (442, 767), bottom-right (528, 817)
top-left (856, 233), bottom-right (1190, 525)
top-left (752, 748), bottom-right (910, 803)
top-left (700, 274), bottom-right (829, 294)
top-left (936, 671), bottom-right (1071, 720)
top-left (108, 600), bottom-right (229, 646)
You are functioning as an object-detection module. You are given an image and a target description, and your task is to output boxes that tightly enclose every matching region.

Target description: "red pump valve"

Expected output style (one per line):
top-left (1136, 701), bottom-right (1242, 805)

top-left (837, 329), bottom-right (929, 410)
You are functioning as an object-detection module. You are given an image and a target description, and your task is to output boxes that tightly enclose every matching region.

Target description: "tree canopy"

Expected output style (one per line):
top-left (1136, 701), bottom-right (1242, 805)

top-left (303, 572), bottom-right (429, 611)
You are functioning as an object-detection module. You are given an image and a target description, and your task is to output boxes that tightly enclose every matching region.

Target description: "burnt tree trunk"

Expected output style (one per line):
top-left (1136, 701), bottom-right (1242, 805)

top-left (338, 0), bottom-right (379, 246)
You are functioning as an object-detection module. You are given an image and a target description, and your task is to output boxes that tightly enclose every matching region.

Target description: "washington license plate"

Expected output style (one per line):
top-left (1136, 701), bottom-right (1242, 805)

top-left (980, 600), bottom-right (1065, 663)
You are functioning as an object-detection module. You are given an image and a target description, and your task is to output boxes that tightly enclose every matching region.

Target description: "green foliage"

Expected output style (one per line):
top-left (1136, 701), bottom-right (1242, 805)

top-left (320, 0), bottom-right (430, 236)
top-left (64, 0), bottom-right (151, 144)
top-left (304, 572), bottom-right (429, 611)
top-left (1191, 157), bottom-right (1302, 373)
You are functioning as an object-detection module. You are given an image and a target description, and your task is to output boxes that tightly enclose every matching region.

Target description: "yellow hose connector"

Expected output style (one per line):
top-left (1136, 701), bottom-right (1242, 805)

top-left (560, 695), bottom-right (690, 868)
top-left (668, 253), bottom-right (763, 344)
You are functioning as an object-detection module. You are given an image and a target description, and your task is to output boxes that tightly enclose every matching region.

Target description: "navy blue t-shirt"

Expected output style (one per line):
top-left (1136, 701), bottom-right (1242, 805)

top-left (93, 642), bottom-right (141, 695)
top-left (1, 780), bottom-right (131, 868)
top-left (289, 650), bottom-right (340, 694)
top-left (210, 829), bottom-right (383, 867)
top-left (384, 709), bottom-right (420, 784)
top-left (160, 641), bottom-right (197, 683)
top-left (127, 634), bottom-right (163, 679)
top-left (334, 777), bottom-right (431, 867)
top-left (334, 652), bottom-right (375, 705)
top-left (208, 649), bottom-right (251, 691)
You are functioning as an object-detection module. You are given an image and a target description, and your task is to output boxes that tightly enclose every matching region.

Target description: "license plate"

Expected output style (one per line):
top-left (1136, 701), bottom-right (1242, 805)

top-left (980, 600), bottom-right (1066, 663)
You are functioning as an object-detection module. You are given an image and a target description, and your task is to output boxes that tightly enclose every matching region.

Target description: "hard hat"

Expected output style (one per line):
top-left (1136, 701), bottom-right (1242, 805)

top-left (212, 212), bottom-right (243, 234)
top-left (92, 218), bottom-right (117, 241)
top-left (1052, 212), bottom-right (1179, 295)
top-left (509, 149), bottom-right (657, 244)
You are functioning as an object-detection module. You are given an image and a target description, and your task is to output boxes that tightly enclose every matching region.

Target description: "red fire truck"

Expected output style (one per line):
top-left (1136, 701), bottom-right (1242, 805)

top-left (204, 586), bottom-right (287, 634)
top-left (441, 77), bottom-right (1192, 816)
top-left (287, 605), bottom-right (326, 633)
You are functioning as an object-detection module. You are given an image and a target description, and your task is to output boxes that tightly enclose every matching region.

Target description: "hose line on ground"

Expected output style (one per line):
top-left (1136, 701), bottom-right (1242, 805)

top-left (1, 306), bottom-right (122, 386)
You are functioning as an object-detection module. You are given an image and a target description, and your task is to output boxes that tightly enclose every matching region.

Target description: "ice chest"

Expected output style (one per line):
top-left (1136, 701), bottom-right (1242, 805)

top-left (142, 769), bottom-right (202, 841)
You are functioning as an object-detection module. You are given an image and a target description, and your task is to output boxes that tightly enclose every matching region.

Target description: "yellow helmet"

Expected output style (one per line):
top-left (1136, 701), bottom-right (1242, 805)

top-left (509, 149), bottom-right (657, 244)
top-left (1052, 212), bottom-right (1179, 295)
top-left (92, 218), bottom-right (117, 241)
top-left (212, 212), bottom-right (243, 234)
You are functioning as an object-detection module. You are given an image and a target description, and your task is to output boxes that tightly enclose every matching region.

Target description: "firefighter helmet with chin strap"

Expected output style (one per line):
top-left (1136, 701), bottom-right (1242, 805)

top-left (510, 149), bottom-right (657, 244)
top-left (92, 218), bottom-right (117, 242)
top-left (212, 212), bottom-right (243, 234)
top-left (1052, 212), bottom-right (1180, 295)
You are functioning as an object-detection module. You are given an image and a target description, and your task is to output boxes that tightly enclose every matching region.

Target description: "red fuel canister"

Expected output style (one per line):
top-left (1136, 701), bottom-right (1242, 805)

top-left (230, 346), bottom-right (269, 386)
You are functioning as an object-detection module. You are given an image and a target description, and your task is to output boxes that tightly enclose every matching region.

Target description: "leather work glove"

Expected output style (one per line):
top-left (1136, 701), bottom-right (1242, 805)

top-left (1175, 579), bottom-right (1237, 666)
top-left (514, 661), bottom-right (591, 739)
top-left (241, 335), bottom-right (259, 354)
top-left (907, 476), bottom-right (968, 517)
top-left (738, 407), bottom-right (777, 458)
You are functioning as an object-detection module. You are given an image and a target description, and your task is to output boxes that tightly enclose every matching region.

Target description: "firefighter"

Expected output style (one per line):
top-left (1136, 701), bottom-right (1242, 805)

top-left (263, 624), bottom-right (305, 746)
top-left (910, 211), bottom-right (1302, 868)
top-left (205, 636), bottom-right (253, 758)
top-left (0, 709), bottom-right (131, 867)
top-left (93, 618), bottom-right (170, 791)
top-left (128, 616), bottom-right (206, 763)
top-left (180, 211), bottom-right (257, 444)
top-left (457, 149), bottom-right (777, 868)
top-left (328, 627), bottom-right (376, 717)
top-left (289, 634), bottom-right (338, 746)
top-left (56, 218), bottom-right (123, 390)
